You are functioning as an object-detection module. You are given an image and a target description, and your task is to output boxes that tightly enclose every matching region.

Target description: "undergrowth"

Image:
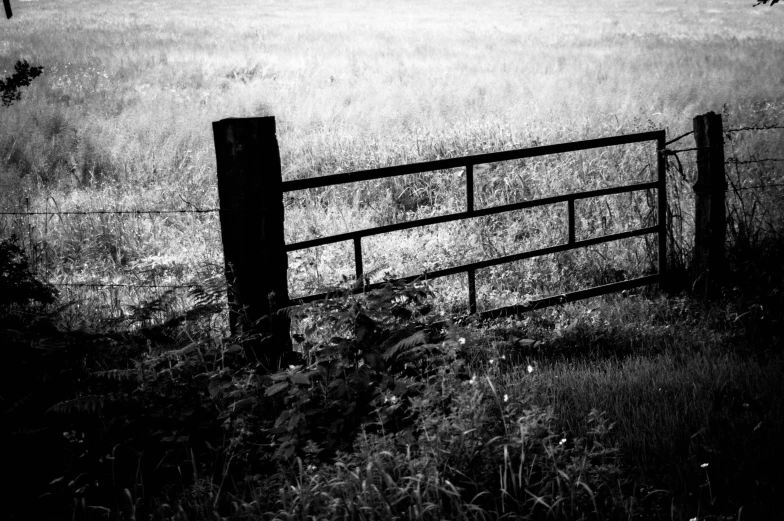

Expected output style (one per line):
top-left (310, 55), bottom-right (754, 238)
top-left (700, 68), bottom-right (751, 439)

top-left (2, 227), bottom-right (782, 520)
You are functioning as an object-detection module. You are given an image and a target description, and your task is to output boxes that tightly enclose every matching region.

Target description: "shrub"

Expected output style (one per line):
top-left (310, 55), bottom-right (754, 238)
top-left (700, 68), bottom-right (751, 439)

top-left (1, 60), bottom-right (43, 107)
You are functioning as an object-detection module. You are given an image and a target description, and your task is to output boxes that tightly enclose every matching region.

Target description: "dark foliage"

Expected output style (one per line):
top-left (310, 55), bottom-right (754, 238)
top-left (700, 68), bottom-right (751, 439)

top-left (0, 60), bottom-right (43, 107)
top-left (262, 276), bottom-right (448, 462)
top-left (1, 270), bottom-right (458, 519)
top-left (0, 235), bottom-right (58, 309)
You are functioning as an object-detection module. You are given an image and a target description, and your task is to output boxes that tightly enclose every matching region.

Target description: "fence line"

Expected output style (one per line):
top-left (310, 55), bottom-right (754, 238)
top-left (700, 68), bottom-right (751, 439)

top-left (1, 113), bottom-right (781, 325)
top-left (1, 123), bottom-right (778, 221)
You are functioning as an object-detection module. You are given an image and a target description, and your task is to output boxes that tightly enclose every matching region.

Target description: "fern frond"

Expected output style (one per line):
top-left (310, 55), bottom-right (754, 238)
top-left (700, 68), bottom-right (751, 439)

top-left (392, 343), bottom-right (441, 364)
top-left (166, 342), bottom-right (200, 358)
top-left (189, 275), bottom-right (228, 307)
top-left (12, 426), bottom-right (51, 437)
top-left (125, 289), bottom-right (178, 325)
top-left (8, 392), bottom-right (35, 414)
top-left (91, 368), bottom-right (137, 381)
top-left (47, 394), bottom-right (113, 415)
top-left (383, 329), bottom-right (427, 361)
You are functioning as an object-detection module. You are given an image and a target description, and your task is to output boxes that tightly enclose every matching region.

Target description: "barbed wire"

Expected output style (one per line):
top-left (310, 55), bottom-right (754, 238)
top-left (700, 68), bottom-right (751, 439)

top-left (664, 148), bottom-right (783, 168)
top-left (53, 282), bottom-right (200, 289)
top-left (663, 151), bottom-right (784, 185)
top-left (662, 122), bottom-right (783, 152)
top-left (726, 157), bottom-right (784, 165)
top-left (726, 183), bottom-right (784, 192)
top-left (726, 124), bottom-right (784, 133)
top-left (0, 208), bottom-right (220, 216)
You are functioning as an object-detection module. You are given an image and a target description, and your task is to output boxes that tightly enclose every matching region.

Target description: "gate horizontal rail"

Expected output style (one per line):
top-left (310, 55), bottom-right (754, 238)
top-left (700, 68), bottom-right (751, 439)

top-left (292, 226), bottom-right (659, 305)
top-left (282, 130), bottom-right (664, 191)
top-left (283, 128), bottom-right (667, 317)
top-left (284, 181), bottom-right (658, 252)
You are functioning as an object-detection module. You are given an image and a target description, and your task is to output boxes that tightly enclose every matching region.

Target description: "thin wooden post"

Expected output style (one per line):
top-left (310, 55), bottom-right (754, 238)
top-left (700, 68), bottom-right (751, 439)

top-left (692, 112), bottom-right (726, 296)
top-left (213, 117), bottom-right (291, 371)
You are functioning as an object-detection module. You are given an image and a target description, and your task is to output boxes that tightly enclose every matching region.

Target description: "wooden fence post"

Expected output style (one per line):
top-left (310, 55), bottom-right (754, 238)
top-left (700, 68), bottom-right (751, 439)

top-left (212, 117), bottom-right (291, 371)
top-left (692, 111), bottom-right (727, 296)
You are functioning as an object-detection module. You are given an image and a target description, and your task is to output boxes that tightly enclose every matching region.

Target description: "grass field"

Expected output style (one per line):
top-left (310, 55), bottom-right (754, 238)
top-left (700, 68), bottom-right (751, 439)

top-left (2, 1), bottom-right (784, 519)
top-left (1, 0), bottom-right (784, 318)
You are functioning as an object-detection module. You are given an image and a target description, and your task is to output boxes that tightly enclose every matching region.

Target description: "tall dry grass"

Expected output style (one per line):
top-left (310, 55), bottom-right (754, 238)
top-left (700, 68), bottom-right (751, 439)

top-left (1, 0), bottom-right (783, 318)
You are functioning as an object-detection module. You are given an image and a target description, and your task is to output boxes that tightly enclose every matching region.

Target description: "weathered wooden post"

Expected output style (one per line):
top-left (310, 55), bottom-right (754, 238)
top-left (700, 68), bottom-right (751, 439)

top-left (692, 111), bottom-right (726, 296)
top-left (213, 117), bottom-right (291, 371)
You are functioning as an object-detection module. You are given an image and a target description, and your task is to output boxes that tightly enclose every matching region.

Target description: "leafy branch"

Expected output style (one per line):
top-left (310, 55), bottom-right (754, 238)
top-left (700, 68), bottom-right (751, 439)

top-left (1, 60), bottom-right (44, 107)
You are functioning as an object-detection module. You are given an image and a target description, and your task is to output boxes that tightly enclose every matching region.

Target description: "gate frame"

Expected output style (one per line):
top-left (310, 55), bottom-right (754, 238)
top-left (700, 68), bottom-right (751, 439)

top-left (280, 129), bottom-right (668, 319)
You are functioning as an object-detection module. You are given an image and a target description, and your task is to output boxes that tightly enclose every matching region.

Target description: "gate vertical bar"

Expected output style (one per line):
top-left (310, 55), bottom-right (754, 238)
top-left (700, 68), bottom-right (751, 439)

top-left (467, 269), bottom-right (477, 315)
top-left (354, 237), bottom-right (363, 281)
top-left (466, 163), bottom-right (475, 213)
top-left (567, 198), bottom-right (576, 244)
top-left (656, 131), bottom-right (668, 290)
top-left (466, 162), bottom-right (476, 313)
top-left (213, 116), bottom-right (292, 371)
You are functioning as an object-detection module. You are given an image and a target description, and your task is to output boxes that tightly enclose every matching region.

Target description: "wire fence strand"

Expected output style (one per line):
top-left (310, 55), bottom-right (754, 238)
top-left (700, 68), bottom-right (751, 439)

top-left (664, 146), bottom-right (708, 154)
top-left (726, 157), bottom-right (784, 165)
top-left (726, 124), bottom-right (784, 133)
top-left (726, 182), bottom-right (784, 192)
top-left (0, 208), bottom-right (220, 216)
top-left (664, 131), bottom-right (694, 146)
top-left (54, 282), bottom-right (200, 289)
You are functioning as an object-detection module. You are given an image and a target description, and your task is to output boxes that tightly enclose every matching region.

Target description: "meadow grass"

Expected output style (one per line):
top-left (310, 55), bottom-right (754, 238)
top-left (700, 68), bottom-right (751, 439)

top-left (2, 1), bottom-right (784, 519)
top-left (1, 0), bottom-right (783, 320)
top-left (0, 1), bottom-right (783, 315)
